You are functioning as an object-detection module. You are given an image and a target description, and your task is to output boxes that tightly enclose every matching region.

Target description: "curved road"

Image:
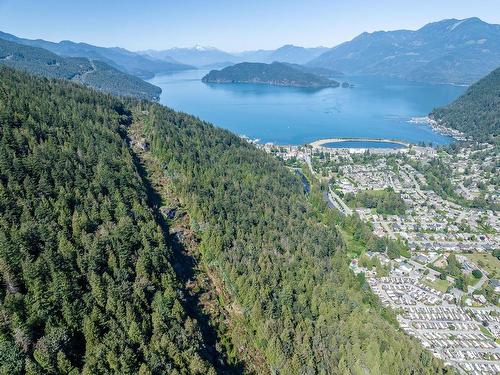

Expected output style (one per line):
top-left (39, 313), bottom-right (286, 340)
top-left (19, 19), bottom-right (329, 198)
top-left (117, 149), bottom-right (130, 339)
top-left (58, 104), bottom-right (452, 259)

top-left (310, 137), bottom-right (410, 149)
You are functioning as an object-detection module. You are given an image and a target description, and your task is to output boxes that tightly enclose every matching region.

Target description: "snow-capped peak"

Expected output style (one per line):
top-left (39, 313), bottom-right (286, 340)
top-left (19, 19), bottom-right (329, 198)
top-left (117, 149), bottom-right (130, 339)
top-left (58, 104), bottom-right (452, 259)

top-left (193, 45), bottom-right (216, 51)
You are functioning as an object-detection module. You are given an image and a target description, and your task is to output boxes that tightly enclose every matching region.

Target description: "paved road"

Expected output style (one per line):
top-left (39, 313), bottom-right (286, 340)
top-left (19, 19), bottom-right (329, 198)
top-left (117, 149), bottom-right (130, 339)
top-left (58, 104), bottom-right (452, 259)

top-left (305, 152), bottom-right (352, 216)
top-left (328, 188), bottom-right (352, 216)
top-left (380, 221), bottom-right (396, 239)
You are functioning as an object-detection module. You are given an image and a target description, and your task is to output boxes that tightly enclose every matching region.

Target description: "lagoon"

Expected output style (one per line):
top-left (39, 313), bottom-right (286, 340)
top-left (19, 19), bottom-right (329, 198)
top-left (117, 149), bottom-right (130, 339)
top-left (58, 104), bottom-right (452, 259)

top-left (323, 140), bottom-right (406, 149)
top-left (149, 70), bottom-right (466, 145)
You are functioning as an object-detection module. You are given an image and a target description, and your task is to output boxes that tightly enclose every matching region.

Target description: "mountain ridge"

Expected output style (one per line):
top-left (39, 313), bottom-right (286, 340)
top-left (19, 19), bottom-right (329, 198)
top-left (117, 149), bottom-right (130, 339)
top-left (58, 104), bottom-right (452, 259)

top-left (309, 17), bottom-right (500, 84)
top-left (141, 44), bottom-right (330, 67)
top-left (0, 30), bottom-right (193, 79)
top-left (0, 38), bottom-right (162, 100)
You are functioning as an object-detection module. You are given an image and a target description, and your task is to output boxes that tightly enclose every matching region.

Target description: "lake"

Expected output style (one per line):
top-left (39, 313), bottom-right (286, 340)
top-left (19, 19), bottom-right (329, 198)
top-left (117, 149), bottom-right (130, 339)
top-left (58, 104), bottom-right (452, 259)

top-left (149, 70), bottom-right (467, 145)
top-left (323, 140), bottom-right (406, 149)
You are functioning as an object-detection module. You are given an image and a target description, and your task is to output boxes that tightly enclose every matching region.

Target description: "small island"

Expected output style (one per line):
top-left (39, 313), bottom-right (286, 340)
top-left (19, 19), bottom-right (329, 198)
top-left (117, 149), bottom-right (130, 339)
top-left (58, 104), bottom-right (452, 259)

top-left (202, 62), bottom-right (340, 88)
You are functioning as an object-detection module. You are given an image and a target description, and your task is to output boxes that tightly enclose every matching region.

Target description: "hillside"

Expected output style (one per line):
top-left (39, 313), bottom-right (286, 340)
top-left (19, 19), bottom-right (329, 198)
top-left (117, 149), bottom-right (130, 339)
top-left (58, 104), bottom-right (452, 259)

top-left (0, 67), bottom-right (452, 373)
top-left (309, 17), bottom-right (500, 84)
top-left (0, 31), bottom-right (193, 79)
top-left (281, 62), bottom-right (344, 78)
top-left (0, 67), bottom-right (217, 374)
top-left (202, 62), bottom-right (340, 87)
top-left (0, 38), bottom-right (161, 100)
top-left (431, 67), bottom-right (500, 143)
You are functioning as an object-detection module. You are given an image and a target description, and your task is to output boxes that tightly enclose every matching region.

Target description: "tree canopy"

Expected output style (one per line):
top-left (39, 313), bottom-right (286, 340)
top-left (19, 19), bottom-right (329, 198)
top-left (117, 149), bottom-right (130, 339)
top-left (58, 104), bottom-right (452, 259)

top-left (0, 67), bottom-right (213, 374)
top-left (431, 67), bottom-right (500, 144)
top-left (0, 67), bottom-right (451, 374)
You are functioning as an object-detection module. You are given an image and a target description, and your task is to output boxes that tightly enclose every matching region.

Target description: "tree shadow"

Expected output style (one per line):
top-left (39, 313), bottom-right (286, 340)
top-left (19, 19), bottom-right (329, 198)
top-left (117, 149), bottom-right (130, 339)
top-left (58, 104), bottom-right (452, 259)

top-left (130, 149), bottom-right (245, 374)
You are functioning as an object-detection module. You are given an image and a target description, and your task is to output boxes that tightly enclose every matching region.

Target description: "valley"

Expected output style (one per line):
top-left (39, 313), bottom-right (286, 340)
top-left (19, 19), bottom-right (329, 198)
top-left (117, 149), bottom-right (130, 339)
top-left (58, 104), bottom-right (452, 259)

top-left (0, 6), bottom-right (499, 374)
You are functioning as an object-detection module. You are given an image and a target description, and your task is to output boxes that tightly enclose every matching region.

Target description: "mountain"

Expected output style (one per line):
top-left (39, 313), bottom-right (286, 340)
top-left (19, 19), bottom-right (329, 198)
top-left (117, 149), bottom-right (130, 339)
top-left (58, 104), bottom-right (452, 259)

top-left (0, 38), bottom-right (161, 100)
top-left (0, 31), bottom-right (193, 79)
top-left (199, 61), bottom-right (236, 70)
top-left (309, 17), bottom-right (500, 84)
top-left (202, 61), bottom-right (340, 87)
top-left (141, 45), bottom-right (329, 67)
top-left (238, 45), bottom-right (329, 64)
top-left (281, 62), bottom-right (344, 78)
top-left (0, 66), bottom-right (449, 373)
top-left (264, 44), bottom-right (329, 64)
top-left (431, 67), bottom-right (500, 143)
top-left (0, 67), bottom-right (215, 374)
top-left (141, 46), bottom-right (237, 67)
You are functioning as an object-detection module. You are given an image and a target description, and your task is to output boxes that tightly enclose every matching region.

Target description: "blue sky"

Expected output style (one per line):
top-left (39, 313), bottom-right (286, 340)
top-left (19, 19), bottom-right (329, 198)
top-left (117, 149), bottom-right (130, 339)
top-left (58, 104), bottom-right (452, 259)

top-left (1, 0), bottom-right (499, 51)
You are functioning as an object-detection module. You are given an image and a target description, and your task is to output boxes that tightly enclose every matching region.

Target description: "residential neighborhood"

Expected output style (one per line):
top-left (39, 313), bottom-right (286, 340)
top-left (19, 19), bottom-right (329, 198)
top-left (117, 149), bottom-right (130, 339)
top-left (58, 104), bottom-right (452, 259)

top-left (260, 139), bottom-right (500, 374)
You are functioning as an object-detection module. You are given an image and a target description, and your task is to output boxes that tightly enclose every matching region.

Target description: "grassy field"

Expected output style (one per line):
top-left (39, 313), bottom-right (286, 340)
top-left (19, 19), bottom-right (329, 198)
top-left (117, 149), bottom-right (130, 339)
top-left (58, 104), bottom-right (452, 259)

top-left (423, 278), bottom-right (451, 293)
top-left (466, 253), bottom-right (499, 279)
top-left (339, 227), bottom-right (365, 258)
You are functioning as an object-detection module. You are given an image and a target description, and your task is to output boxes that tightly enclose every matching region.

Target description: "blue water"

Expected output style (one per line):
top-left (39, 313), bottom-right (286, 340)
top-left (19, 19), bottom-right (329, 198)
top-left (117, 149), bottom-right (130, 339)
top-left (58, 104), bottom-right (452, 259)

top-left (323, 141), bottom-right (406, 149)
top-left (149, 70), bottom-right (467, 145)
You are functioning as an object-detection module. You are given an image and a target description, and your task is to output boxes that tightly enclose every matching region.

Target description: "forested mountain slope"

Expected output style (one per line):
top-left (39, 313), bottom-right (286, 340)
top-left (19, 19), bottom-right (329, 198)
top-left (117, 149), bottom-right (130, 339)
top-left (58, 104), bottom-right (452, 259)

top-left (0, 38), bottom-right (161, 100)
top-left (0, 31), bottom-right (193, 80)
top-left (0, 68), bottom-right (214, 374)
top-left (431, 66), bottom-right (500, 143)
top-left (0, 67), bottom-right (451, 374)
top-left (137, 105), bottom-right (450, 373)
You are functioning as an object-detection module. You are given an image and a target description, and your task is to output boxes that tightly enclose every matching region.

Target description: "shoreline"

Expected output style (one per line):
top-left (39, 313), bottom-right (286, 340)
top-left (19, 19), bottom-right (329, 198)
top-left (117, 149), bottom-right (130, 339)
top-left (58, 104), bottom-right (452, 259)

top-left (310, 137), bottom-right (410, 149)
top-left (408, 116), bottom-right (468, 141)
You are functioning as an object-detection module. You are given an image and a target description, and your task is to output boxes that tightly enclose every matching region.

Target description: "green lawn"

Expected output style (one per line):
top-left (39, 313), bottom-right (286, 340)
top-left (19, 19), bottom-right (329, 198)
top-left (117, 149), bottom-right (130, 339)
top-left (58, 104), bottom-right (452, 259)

top-left (466, 253), bottom-right (500, 279)
top-left (423, 278), bottom-right (451, 293)
top-left (339, 228), bottom-right (365, 258)
top-left (479, 325), bottom-right (494, 339)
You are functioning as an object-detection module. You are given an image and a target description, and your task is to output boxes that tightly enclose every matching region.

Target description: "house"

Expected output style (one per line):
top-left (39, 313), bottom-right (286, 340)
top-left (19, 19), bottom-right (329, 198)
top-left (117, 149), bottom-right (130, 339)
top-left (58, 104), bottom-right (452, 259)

top-left (473, 295), bottom-right (486, 304)
top-left (415, 254), bottom-right (430, 264)
top-left (400, 263), bottom-right (413, 274)
top-left (488, 279), bottom-right (500, 293)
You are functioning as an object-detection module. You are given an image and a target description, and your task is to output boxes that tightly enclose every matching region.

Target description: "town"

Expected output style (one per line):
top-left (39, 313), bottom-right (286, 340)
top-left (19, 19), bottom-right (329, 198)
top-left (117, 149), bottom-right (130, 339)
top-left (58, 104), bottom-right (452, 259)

top-left (259, 138), bottom-right (500, 374)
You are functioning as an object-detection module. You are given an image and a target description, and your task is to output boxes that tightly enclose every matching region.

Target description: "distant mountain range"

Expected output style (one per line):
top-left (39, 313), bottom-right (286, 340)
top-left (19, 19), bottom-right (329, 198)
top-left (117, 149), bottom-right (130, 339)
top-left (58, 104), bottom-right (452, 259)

top-left (237, 45), bottom-right (329, 64)
top-left (0, 31), bottom-right (193, 79)
top-left (201, 62), bottom-right (340, 88)
top-left (142, 18), bottom-right (500, 84)
top-left (308, 17), bottom-right (500, 84)
top-left (0, 38), bottom-right (161, 100)
top-left (2, 16), bottom-right (498, 92)
top-left (141, 44), bottom-right (329, 67)
top-left (141, 45), bottom-right (236, 67)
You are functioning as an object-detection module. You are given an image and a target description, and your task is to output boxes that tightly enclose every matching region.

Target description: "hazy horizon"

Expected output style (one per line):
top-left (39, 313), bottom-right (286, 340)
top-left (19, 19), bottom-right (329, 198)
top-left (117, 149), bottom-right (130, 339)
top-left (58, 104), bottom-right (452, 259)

top-left (1, 0), bottom-right (499, 52)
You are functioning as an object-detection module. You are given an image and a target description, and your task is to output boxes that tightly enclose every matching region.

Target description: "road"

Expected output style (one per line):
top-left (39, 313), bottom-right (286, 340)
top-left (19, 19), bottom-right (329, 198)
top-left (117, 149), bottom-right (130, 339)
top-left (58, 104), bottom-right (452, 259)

top-left (327, 188), bottom-right (352, 216)
top-left (74, 59), bottom-right (97, 84)
top-left (305, 152), bottom-right (352, 216)
top-left (380, 221), bottom-right (396, 239)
